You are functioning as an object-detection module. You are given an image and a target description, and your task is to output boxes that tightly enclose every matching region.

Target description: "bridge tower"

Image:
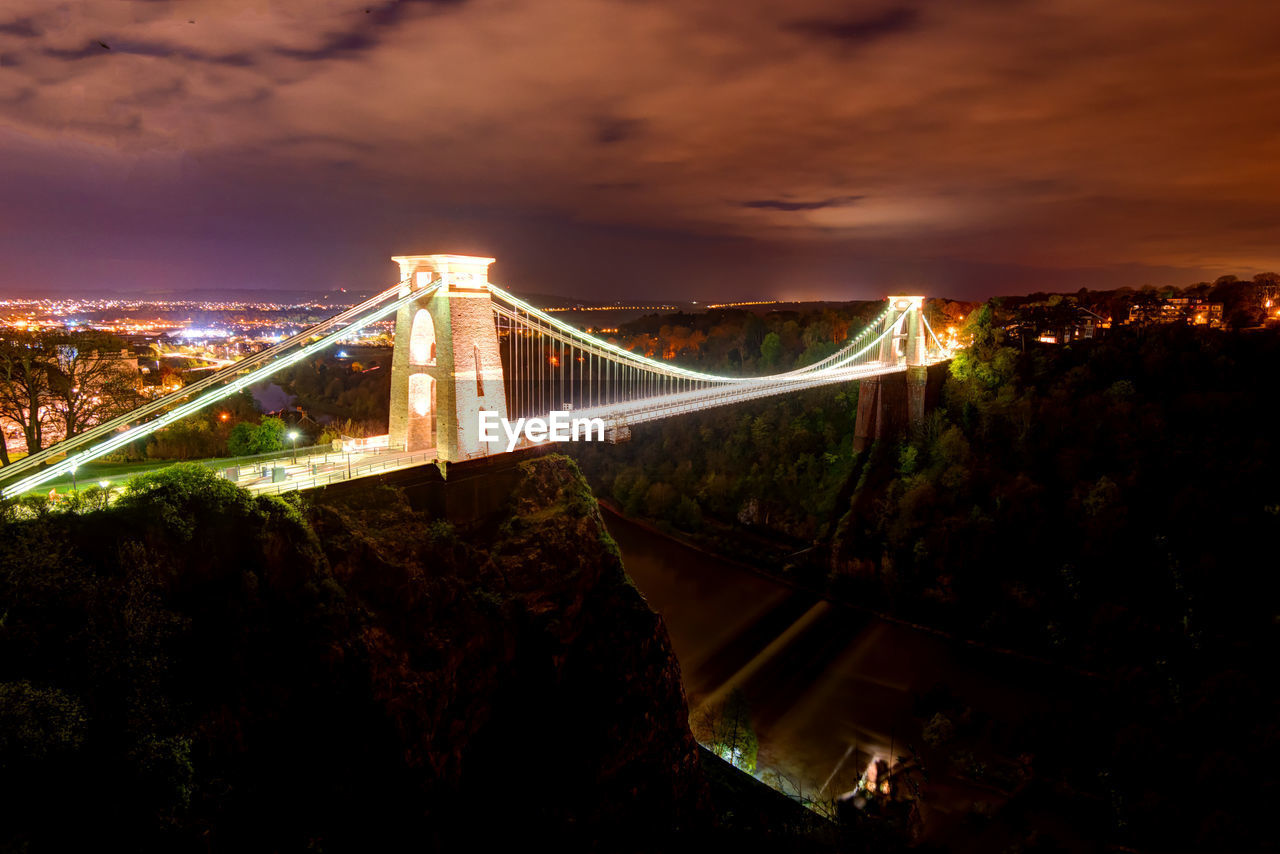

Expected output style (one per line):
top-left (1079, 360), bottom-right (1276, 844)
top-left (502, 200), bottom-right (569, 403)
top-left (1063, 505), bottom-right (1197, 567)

top-left (388, 254), bottom-right (509, 463)
top-left (854, 296), bottom-right (930, 451)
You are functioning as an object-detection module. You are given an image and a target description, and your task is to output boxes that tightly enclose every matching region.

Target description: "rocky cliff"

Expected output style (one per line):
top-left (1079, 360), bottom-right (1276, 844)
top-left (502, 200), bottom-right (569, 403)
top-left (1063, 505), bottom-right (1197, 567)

top-left (0, 456), bottom-right (706, 852)
top-left (310, 455), bottom-right (708, 848)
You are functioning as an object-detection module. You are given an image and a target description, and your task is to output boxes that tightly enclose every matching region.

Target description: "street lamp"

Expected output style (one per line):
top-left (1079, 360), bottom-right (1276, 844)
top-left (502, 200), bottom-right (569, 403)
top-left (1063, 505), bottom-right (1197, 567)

top-left (69, 463), bottom-right (78, 493)
top-left (288, 430), bottom-right (300, 463)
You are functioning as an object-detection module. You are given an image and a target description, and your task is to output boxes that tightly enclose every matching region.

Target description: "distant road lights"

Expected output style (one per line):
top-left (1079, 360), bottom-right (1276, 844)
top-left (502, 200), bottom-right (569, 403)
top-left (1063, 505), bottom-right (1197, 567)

top-left (288, 430), bottom-right (300, 463)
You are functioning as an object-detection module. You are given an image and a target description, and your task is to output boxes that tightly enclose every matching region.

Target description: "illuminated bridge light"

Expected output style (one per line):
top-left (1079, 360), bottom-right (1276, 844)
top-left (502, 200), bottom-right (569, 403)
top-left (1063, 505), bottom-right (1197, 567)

top-left (0, 258), bottom-right (955, 499)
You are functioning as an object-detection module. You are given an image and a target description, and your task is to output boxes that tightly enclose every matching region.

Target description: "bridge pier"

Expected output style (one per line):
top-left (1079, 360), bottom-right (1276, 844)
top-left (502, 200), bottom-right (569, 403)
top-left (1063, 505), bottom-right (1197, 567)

top-left (853, 376), bottom-right (881, 452)
top-left (854, 364), bottom-right (947, 451)
top-left (854, 374), bottom-right (899, 451)
top-left (907, 365), bottom-right (928, 427)
top-left (853, 296), bottom-right (935, 452)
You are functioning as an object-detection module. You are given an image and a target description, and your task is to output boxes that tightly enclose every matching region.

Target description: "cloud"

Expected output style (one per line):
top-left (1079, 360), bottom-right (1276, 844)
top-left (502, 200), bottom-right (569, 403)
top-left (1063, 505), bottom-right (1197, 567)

top-left (274, 0), bottom-right (469, 63)
top-left (785, 6), bottom-right (920, 47)
top-left (0, 17), bottom-right (39, 38)
top-left (593, 115), bottom-right (645, 145)
top-left (43, 42), bottom-right (112, 60)
top-left (742, 196), bottom-right (864, 212)
top-left (0, 0), bottom-right (1279, 299)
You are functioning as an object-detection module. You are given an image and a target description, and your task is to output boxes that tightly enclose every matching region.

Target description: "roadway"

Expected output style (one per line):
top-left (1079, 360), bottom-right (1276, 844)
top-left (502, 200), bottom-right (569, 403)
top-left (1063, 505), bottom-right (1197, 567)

top-left (240, 446), bottom-right (438, 495)
top-left (23, 443), bottom-right (439, 501)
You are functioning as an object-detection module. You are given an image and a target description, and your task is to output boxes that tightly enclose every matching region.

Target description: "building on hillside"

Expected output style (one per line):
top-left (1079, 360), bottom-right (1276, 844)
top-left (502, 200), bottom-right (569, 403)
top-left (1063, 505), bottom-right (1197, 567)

top-left (1256, 281), bottom-right (1280, 321)
top-left (1009, 302), bottom-right (1109, 344)
top-left (1127, 297), bottom-right (1223, 328)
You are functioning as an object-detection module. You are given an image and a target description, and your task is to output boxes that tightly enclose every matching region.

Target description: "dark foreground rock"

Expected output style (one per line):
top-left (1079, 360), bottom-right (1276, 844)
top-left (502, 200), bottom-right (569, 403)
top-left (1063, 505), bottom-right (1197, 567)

top-left (0, 457), bottom-right (722, 852)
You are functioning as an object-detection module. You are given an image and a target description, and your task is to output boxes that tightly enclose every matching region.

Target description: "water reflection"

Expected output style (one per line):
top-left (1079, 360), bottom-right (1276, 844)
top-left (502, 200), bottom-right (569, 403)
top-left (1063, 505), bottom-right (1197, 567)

top-left (605, 510), bottom-right (1067, 804)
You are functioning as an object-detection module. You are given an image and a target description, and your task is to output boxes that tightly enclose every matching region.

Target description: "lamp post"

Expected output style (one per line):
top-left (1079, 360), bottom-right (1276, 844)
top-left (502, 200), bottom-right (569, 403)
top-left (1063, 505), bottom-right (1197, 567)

top-left (69, 463), bottom-right (78, 493)
top-left (288, 430), bottom-right (300, 464)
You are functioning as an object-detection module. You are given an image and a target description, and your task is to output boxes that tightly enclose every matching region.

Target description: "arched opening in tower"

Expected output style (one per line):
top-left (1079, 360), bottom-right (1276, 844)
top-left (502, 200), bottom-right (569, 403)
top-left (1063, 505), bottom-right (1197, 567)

top-left (409, 308), bottom-right (437, 365)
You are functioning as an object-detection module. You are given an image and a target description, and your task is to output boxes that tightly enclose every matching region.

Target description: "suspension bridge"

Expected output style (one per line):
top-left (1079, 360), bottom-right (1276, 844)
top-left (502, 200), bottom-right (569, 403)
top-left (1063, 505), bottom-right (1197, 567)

top-left (0, 254), bottom-right (952, 499)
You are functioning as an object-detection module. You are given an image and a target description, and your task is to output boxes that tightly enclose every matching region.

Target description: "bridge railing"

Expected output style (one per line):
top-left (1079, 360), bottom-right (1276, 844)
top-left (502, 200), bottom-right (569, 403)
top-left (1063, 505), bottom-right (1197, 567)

top-left (247, 448), bottom-right (437, 496)
top-left (199, 441), bottom-right (335, 472)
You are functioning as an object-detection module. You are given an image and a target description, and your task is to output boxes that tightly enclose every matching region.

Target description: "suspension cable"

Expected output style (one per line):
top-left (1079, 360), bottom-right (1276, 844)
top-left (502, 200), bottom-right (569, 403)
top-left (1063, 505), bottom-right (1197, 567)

top-left (488, 283), bottom-right (894, 383)
top-left (2, 284), bottom-right (437, 499)
top-left (0, 277), bottom-right (412, 484)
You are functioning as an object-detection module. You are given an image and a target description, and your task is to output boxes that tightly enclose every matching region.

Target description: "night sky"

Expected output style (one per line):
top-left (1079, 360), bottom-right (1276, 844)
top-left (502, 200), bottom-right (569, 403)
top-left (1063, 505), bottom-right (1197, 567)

top-left (2, 0), bottom-right (1278, 301)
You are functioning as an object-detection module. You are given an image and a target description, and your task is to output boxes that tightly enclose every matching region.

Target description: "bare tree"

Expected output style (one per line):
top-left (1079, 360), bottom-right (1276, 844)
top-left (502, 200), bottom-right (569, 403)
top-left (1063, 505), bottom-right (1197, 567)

top-left (0, 331), bottom-right (140, 464)
top-left (693, 688), bottom-right (759, 773)
top-left (45, 332), bottom-right (141, 440)
top-left (0, 332), bottom-right (56, 461)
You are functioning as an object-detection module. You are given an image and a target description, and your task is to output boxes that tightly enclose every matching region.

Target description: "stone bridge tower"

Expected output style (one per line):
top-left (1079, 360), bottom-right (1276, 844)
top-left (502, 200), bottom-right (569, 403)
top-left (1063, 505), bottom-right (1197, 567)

top-left (854, 295), bottom-right (931, 451)
top-left (388, 254), bottom-right (509, 463)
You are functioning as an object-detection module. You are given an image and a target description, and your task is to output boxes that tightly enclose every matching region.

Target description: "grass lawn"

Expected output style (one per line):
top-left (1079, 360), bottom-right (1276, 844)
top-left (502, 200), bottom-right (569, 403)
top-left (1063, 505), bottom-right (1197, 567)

top-left (34, 459), bottom-right (173, 495)
top-left (22, 443), bottom-right (340, 496)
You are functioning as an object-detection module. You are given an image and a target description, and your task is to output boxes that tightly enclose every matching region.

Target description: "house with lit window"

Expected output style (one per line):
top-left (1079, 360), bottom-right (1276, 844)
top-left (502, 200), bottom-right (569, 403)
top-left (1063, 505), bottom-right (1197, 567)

top-left (1127, 297), bottom-right (1223, 328)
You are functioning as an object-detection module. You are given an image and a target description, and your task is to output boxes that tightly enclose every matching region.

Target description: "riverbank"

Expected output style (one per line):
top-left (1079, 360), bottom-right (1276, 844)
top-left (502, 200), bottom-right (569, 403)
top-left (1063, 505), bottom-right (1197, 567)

top-left (0, 458), bottom-right (718, 851)
top-left (603, 506), bottom-right (1104, 851)
top-left (599, 500), bottom-right (1104, 681)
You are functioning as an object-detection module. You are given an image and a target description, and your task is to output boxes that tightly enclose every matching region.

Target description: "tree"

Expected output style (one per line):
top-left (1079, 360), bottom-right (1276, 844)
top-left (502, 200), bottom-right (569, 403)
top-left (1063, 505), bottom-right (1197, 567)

top-left (0, 331), bottom-right (140, 463)
top-left (643, 481), bottom-right (679, 519)
top-left (45, 333), bottom-right (141, 440)
top-left (0, 332), bottom-right (56, 460)
top-left (226, 423), bottom-right (259, 457)
top-left (146, 416), bottom-right (224, 461)
top-left (254, 417), bottom-right (288, 453)
top-left (671, 495), bottom-right (703, 531)
top-left (316, 418), bottom-right (377, 446)
top-left (700, 688), bottom-right (758, 773)
top-left (948, 303), bottom-right (1017, 399)
top-left (0, 680), bottom-right (87, 762)
top-left (759, 332), bottom-right (782, 369)
top-left (226, 417), bottom-right (288, 457)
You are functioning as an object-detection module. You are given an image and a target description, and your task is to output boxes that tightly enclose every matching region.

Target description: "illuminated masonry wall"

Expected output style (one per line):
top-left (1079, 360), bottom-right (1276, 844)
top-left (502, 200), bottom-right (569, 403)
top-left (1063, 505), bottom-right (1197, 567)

top-left (855, 296), bottom-right (928, 451)
top-left (877, 296), bottom-right (927, 366)
top-left (388, 255), bottom-right (510, 461)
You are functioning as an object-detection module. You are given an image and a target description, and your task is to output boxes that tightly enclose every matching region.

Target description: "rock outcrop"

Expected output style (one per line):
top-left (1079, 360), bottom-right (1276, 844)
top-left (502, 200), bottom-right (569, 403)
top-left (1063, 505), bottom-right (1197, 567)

top-left (0, 457), bottom-right (705, 852)
top-left (311, 455), bottom-right (708, 848)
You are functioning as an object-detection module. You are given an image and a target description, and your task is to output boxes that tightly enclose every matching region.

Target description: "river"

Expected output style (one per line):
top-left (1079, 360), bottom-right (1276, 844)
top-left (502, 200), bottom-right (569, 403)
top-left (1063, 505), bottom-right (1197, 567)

top-left (604, 510), bottom-right (1086, 840)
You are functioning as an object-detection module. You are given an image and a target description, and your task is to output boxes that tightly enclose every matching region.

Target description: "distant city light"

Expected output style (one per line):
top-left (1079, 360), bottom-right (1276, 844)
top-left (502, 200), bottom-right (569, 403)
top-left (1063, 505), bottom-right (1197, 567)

top-left (542, 304), bottom-right (676, 312)
top-left (705, 300), bottom-right (779, 309)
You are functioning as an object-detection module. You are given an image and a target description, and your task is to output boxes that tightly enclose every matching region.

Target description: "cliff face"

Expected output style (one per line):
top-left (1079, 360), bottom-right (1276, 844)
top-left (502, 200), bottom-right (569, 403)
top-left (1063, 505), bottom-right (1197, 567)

top-left (311, 456), bottom-right (707, 847)
top-left (0, 457), bottom-right (705, 852)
